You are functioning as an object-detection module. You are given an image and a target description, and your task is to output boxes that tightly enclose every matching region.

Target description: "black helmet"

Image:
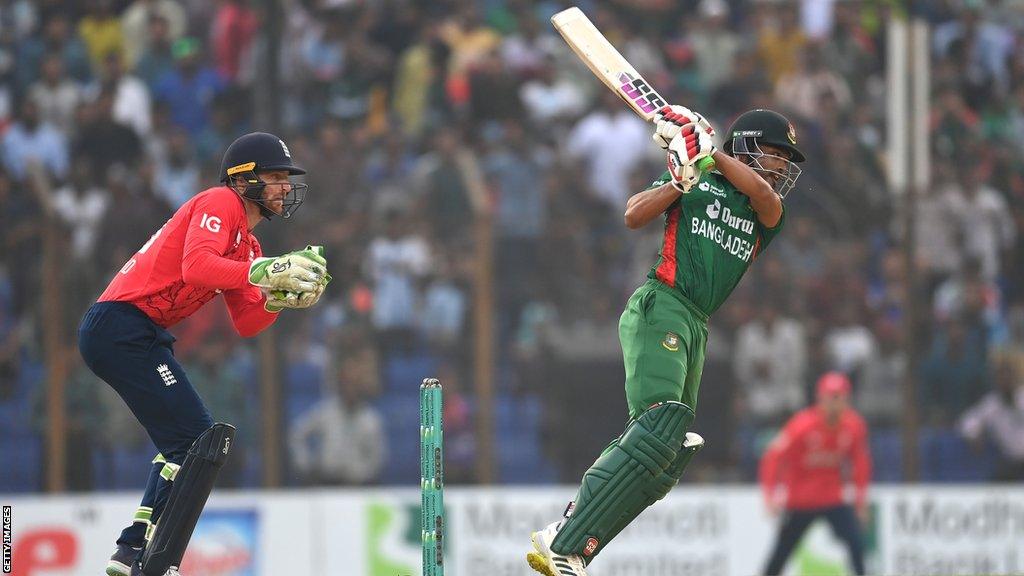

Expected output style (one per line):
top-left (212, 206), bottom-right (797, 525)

top-left (220, 132), bottom-right (307, 219)
top-left (723, 109), bottom-right (804, 197)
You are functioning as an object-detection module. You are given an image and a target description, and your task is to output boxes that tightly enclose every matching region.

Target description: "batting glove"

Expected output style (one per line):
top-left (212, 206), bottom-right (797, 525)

top-left (667, 123), bottom-right (717, 192)
top-left (653, 105), bottom-right (715, 150)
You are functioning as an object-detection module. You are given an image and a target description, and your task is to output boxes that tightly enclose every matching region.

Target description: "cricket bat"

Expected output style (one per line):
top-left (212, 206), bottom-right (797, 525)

top-left (550, 6), bottom-right (715, 172)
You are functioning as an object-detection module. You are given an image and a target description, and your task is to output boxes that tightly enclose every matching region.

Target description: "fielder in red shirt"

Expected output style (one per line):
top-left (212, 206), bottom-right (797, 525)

top-left (759, 372), bottom-right (872, 575)
top-left (79, 132), bottom-right (331, 576)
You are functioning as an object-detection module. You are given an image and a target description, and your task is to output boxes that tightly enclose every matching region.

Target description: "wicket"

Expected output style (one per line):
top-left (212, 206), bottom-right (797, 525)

top-left (420, 378), bottom-right (444, 576)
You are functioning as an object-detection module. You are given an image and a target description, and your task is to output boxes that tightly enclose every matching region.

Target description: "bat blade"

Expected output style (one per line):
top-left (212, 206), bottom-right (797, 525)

top-left (551, 7), bottom-right (667, 121)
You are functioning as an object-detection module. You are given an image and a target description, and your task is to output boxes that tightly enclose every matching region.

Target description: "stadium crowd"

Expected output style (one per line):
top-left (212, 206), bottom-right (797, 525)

top-left (1, 0), bottom-right (1023, 491)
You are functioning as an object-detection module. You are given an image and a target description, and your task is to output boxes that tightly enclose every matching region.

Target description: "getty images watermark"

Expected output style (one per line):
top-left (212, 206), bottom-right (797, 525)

top-left (3, 505), bottom-right (11, 574)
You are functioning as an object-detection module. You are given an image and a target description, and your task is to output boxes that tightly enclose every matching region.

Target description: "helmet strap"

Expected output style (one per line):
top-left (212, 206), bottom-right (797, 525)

top-left (229, 172), bottom-right (277, 220)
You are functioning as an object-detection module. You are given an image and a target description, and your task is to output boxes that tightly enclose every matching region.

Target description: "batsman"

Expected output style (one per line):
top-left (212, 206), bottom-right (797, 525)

top-left (79, 132), bottom-right (331, 576)
top-left (527, 106), bottom-right (805, 576)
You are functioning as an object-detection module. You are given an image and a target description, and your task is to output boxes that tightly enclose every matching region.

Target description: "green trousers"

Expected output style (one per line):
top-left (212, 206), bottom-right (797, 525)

top-left (618, 279), bottom-right (709, 421)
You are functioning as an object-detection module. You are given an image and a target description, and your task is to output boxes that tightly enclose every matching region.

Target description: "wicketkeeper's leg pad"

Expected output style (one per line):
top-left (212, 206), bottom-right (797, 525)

top-left (550, 401), bottom-right (694, 560)
top-left (139, 422), bottom-right (235, 576)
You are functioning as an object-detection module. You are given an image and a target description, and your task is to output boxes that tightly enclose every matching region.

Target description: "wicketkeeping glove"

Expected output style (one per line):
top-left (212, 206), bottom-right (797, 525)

top-left (667, 123), bottom-right (717, 192)
top-left (249, 245), bottom-right (329, 294)
top-left (652, 105), bottom-right (715, 150)
top-left (261, 245), bottom-right (332, 312)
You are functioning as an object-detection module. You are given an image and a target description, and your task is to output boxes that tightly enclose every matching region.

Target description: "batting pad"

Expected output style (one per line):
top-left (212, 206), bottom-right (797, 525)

top-left (140, 422), bottom-right (235, 576)
top-left (587, 432), bottom-right (705, 562)
top-left (550, 401), bottom-right (694, 559)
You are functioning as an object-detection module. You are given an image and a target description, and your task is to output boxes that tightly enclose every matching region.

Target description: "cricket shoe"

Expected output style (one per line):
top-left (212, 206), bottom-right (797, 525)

top-left (106, 544), bottom-right (141, 576)
top-left (526, 521), bottom-right (588, 576)
top-left (128, 562), bottom-right (181, 576)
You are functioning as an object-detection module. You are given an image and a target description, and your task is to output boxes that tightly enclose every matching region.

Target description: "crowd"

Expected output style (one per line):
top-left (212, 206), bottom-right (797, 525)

top-left (1, 0), bottom-right (1023, 491)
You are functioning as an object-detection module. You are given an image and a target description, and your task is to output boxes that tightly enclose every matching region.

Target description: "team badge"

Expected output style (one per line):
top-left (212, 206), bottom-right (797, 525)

top-left (662, 332), bottom-right (680, 352)
top-left (787, 123), bottom-right (797, 145)
top-left (583, 537), bottom-right (599, 556)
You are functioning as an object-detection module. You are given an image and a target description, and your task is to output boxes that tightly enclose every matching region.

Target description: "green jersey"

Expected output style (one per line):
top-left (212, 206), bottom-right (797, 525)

top-left (645, 170), bottom-right (785, 317)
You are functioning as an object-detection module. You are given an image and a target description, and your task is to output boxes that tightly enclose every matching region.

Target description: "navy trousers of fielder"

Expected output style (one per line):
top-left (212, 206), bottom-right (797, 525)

top-left (763, 504), bottom-right (866, 576)
top-left (79, 301), bottom-right (215, 560)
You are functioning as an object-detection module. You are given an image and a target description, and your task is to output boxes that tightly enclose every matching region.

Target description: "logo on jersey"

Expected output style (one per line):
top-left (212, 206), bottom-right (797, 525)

top-left (698, 180), bottom-right (726, 197)
top-left (157, 364), bottom-right (177, 386)
top-left (280, 139), bottom-right (291, 158)
top-left (199, 213), bottom-right (222, 233)
top-left (706, 199), bottom-right (721, 219)
top-left (662, 332), bottom-right (681, 352)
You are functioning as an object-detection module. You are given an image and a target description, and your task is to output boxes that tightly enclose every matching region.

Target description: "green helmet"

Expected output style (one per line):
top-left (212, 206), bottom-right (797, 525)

top-left (723, 109), bottom-right (805, 197)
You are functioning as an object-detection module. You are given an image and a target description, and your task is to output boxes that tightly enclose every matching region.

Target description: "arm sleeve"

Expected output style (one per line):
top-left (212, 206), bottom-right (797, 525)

top-left (223, 284), bottom-right (278, 337)
top-left (850, 417), bottom-right (872, 507)
top-left (753, 201), bottom-right (786, 257)
top-left (759, 416), bottom-right (800, 503)
top-left (181, 192), bottom-right (252, 290)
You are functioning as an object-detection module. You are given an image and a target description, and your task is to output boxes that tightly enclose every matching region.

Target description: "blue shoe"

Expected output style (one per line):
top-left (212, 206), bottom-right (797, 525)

top-left (106, 544), bottom-right (140, 576)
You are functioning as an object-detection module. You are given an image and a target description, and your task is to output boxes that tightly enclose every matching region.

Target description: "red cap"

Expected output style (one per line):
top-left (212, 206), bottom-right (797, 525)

top-left (816, 372), bottom-right (851, 398)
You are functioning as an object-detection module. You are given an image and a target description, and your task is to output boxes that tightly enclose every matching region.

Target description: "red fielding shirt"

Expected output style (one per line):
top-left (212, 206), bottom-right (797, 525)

top-left (99, 186), bottom-right (279, 337)
top-left (759, 406), bottom-right (872, 510)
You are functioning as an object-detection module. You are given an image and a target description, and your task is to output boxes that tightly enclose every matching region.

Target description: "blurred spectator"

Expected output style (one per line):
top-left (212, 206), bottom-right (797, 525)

top-left (933, 257), bottom-right (1006, 343)
top-left (392, 19), bottom-right (449, 137)
top-left (921, 315), bottom-right (989, 424)
top-left (152, 127), bottom-right (200, 208)
top-left (365, 209), bottom-right (432, 352)
top-left (435, 360), bottom-right (475, 484)
top-left (520, 56), bottom-right (588, 127)
top-left (417, 254), bottom-right (467, 356)
top-left (756, 4), bottom-right (808, 85)
top-left (210, 0), bottom-right (257, 83)
top-left (774, 44), bottom-right (852, 120)
top-left (485, 121), bottom-right (548, 322)
top-left (688, 0), bottom-right (740, 93)
top-left (32, 351), bottom-right (106, 491)
top-left (133, 13), bottom-right (176, 90)
top-left (933, 5), bottom-right (1015, 102)
top-left (1, 97), bottom-right (68, 181)
top-left (564, 93), bottom-right (649, 210)
top-left (289, 344), bottom-right (385, 485)
top-left (72, 89), bottom-right (142, 180)
top-left (855, 317), bottom-right (905, 426)
top-left (52, 159), bottom-right (109, 313)
top-left (941, 165), bottom-right (1016, 281)
top-left (121, 0), bottom-right (187, 68)
top-left (823, 303), bottom-right (877, 383)
top-left (153, 36), bottom-right (226, 136)
top-left (89, 49), bottom-right (151, 136)
top-left (735, 302), bottom-right (808, 426)
top-left (959, 353), bottom-right (1024, 481)
top-left (78, 0), bottom-right (123, 73)
top-left (27, 51), bottom-right (83, 133)
top-left (439, 2), bottom-right (501, 104)
top-left (412, 127), bottom-right (488, 247)
top-left (16, 14), bottom-right (91, 87)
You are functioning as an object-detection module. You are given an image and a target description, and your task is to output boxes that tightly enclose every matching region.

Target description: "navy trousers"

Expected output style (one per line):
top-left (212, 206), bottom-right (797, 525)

top-left (763, 504), bottom-right (866, 575)
top-left (79, 301), bottom-right (213, 550)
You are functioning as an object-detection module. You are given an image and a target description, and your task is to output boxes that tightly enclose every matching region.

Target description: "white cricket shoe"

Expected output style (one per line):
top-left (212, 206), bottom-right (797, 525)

top-left (526, 521), bottom-right (588, 576)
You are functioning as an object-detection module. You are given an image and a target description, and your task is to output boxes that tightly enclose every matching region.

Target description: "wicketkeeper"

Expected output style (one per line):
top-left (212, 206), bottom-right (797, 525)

top-left (527, 107), bottom-right (805, 576)
top-left (79, 132), bottom-right (331, 576)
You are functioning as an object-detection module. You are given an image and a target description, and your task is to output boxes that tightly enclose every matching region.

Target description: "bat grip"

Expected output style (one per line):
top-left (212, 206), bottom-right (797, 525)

top-left (697, 156), bottom-right (716, 172)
